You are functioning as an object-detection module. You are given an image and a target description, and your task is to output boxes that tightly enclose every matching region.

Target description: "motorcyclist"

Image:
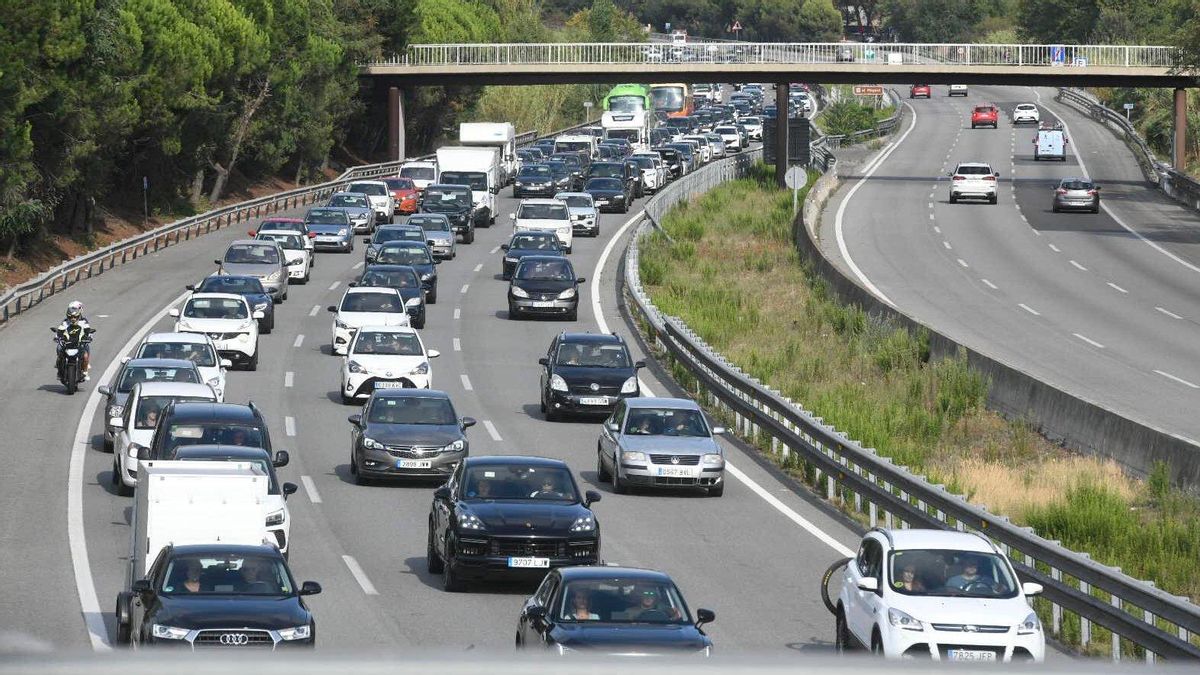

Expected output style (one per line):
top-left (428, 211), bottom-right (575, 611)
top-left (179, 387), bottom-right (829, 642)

top-left (55, 300), bottom-right (93, 381)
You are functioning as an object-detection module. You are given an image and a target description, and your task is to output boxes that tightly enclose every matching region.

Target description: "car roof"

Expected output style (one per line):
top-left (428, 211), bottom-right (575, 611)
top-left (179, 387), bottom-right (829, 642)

top-left (408, 213), bottom-right (449, 220)
top-left (883, 528), bottom-right (996, 553)
top-left (517, 254), bottom-right (572, 265)
top-left (344, 286), bottom-right (401, 296)
top-left (356, 324), bottom-right (418, 335)
top-left (425, 183), bottom-right (469, 190)
top-left (347, 180), bottom-right (387, 186)
top-left (124, 357), bottom-right (199, 369)
top-left (255, 229), bottom-right (302, 237)
top-left (172, 444), bottom-right (271, 460)
top-left (462, 455), bottom-right (568, 468)
top-left (165, 402), bottom-right (262, 424)
top-left (228, 239), bottom-right (275, 247)
top-left (169, 543), bottom-right (282, 557)
top-left (142, 332), bottom-right (214, 345)
top-left (558, 332), bottom-right (624, 345)
top-left (371, 387), bottom-right (449, 401)
top-left (133, 381), bottom-right (218, 398)
top-left (363, 264), bottom-right (419, 273)
top-left (519, 198), bottom-right (567, 206)
top-left (553, 192), bottom-right (591, 199)
top-left (511, 230), bottom-right (559, 238)
top-left (625, 396), bottom-right (699, 410)
top-left (306, 207), bottom-right (343, 214)
top-left (956, 162), bottom-right (993, 169)
top-left (401, 160), bottom-right (436, 167)
top-left (557, 566), bottom-right (674, 582)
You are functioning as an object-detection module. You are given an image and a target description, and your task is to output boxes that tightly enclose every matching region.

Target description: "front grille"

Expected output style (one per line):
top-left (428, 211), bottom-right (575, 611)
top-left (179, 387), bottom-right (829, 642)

top-left (653, 476), bottom-right (701, 486)
top-left (207, 332), bottom-right (243, 341)
top-left (932, 624), bottom-right (1010, 634)
top-left (649, 454), bottom-right (700, 466)
top-left (566, 383), bottom-right (620, 395)
top-left (193, 630), bottom-right (274, 648)
top-left (489, 537), bottom-right (566, 557)
top-left (385, 445), bottom-right (442, 459)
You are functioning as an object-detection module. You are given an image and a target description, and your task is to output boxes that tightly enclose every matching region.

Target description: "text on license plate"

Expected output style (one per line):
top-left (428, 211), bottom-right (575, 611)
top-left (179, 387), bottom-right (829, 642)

top-left (396, 459), bottom-right (432, 469)
top-left (374, 381), bottom-right (405, 389)
top-left (578, 396), bottom-right (608, 406)
top-left (531, 301), bottom-right (556, 307)
top-left (947, 650), bottom-right (996, 662)
top-left (508, 556), bottom-right (550, 568)
top-left (656, 466), bottom-right (695, 477)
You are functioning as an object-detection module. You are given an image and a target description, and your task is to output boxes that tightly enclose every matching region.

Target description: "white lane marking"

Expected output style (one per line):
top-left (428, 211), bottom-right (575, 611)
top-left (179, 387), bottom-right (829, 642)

top-left (328, 281), bottom-right (340, 291)
top-left (1048, 244), bottom-right (1061, 253)
top-left (285, 416), bottom-right (296, 437)
top-left (453, 308), bottom-right (461, 320)
top-left (1156, 306), bottom-right (1183, 320)
top-left (928, 213), bottom-right (935, 221)
top-left (284, 372), bottom-right (294, 388)
top-left (300, 475), bottom-right (322, 504)
top-left (1107, 282), bottom-right (1128, 293)
top-left (942, 241), bottom-right (952, 250)
top-left (341, 555), bottom-right (379, 595)
top-left (927, 202), bottom-right (933, 209)
top-left (489, 245), bottom-right (500, 254)
top-left (981, 279), bottom-right (998, 290)
top-left (483, 420), bottom-right (503, 442)
top-left (592, 210), bottom-right (647, 333)
top-left (69, 290), bottom-right (191, 650)
top-left (293, 334), bottom-right (305, 348)
top-left (353, 261), bottom-right (364, 270)
top-left (725, 463), bottom-right (855, 557)
top-left (933, 226), bottom-right (941, 234)
top-left (1018, 303), bottom-right (1041, 316)
top-left (1073, 333), bottom-right (1105, 349)
top-left (96, 314), bottom-right (109, 318)
top-left (460, 374), bottom-right (473, 390)
top-left (452, 338), bottom-right (461, 351)
top-left (473, 263), bottom-right (483, 273)
top-left (309, 305), bottom-right (320, 317)
top-left (957, 258), bottom-right (969, 268)
top-left (1069, 260), bottom-right (1088, 271)
top-left (1154, 370), bottom-right (1200, 389)
top-left (460, 284), bottom-right (469, 294)
top-left (1019, 214), bottom-right (1028, 222)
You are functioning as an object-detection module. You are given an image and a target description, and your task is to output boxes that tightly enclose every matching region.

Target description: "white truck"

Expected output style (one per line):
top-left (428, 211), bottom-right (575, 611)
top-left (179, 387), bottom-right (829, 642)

top-left (553, 134), bottom-right (598, 159)
top-left (459, 122), bottom-right (517, 185)
top-left (436, 146), bottom-right (500, 226)
top-left (601, 110), bottom-right (652, 149)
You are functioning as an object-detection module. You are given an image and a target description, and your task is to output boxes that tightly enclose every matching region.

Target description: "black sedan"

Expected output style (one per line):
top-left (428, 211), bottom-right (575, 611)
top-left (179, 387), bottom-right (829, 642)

top-left (426, 456), bottom-right (601, 592)
top-left (508, 255), bottom-right (584, 321)
top-left (348, 388), bottom-right (475, 484)
top-left (516, 566), bottom-right (714, 656)
top-left (116, 543), bottom-right (320, 648)
top-left (514, 164), bottom-right (556, 198)
top-left (376, 242), bottom-right (439, 304)
top-left (500, 231), bottom-right (565, 280)
top-left (350, 264), bottom-right (427, 328)
top-left (584, 177), bottom-right (631, 214)
top-left (188, 275), bottom-right (275, 334)
top-left (545, 160), bottom-right (581, 192)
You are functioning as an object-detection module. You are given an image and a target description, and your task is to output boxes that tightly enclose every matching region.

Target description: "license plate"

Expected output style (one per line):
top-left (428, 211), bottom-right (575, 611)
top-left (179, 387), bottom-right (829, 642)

top-left (656, 466), bottom-right (696, 477)
top-left (508, 557), bottom-right (550, 568)
top-left (396, 459), bottom-right (432, 469)
top-left (579, 396), bottom-right (609, 406)
top-left (374, 381), bottom-right (404, 389)
top-left (531, 300), bottom-right (555, 308)
top-left (947, 650), bottom-right (996, 662)
top-left (317, 237), bottom-right (339, 243)
top-left (595, 200), bottom-right (608, 205)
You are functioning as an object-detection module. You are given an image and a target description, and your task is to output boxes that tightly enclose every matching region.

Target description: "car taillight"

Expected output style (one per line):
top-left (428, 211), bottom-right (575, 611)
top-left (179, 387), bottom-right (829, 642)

top-left (983, 176), bottom-right (997, 181)
top-left (952, 176), bottom-right (965, 181)
top-left (1087, 189), bottom-right (1097, 195)
top-left (1056, 189), bottom-right (1068, 195)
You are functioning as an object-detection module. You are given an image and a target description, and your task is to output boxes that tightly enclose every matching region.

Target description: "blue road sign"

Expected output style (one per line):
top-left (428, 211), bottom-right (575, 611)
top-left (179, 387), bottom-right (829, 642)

top-left (1051, 45), bottom-right (1065, 65)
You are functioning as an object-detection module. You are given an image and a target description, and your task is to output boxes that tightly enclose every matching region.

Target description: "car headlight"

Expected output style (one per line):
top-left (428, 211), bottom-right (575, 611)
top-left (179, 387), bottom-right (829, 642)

top-left (569, 515), bottom-right (595, 532)
top-left (253, 302), bottom-right (269, 312)
top-left (504, 256), bottom-right (518, 263)
top-left (888, 608), bottom-right (924, 632)
top-left (207, 376), bottom-right (222, 390)
top-left (362, 436), bottom-right (385, 450)
top-left (515, 181), bottom-right (524, 186)
top-left (511, 286), bottom-right (530, 298)
top-left (442, 439), bottom-right (465, 453)
top-left (151, 624), bottom-right (189, 640)
top-left (266, 509), bottom-right (285, 527)
top-left (701, 453), bottom-right (724, 465)
top-left (622, 450), bottom-right (647, 463)
top-left (410, 361), bottom-right (429, 375)
top-left (277, 625), bottom-right (311, 641)
top-left (337, 229), bottom-right (348, 236)
top-left (620, 376), bottom-right (638, 394)
top-left (347, 360), bottom-right (368, 374)
top-left (405, 297), bottom-right (422, 307)
top-left (1017, 612), bottom-right (1041, 635)
top-left (420, 273), bottom-right (433, 281)
top-left (265, 271), bottom-right (282, 282)
top-left (107, 404), bottom-right (124, 420)
top-left (458, 512), bottom-right (485, 530)
top-left (557, 288), bottom-right (576, 300)
top-left (237, 332), bottom-right (250, 342)
top-left (549, 374), bottom-right (568, 392)
top-left (335, 318), bottom-right (349, 329)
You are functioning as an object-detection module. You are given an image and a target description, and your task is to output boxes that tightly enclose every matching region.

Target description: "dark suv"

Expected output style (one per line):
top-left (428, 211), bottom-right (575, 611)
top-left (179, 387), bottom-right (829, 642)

top-left (146, 401), bottom-right (276, 462)
top-left (420, 184), bottom-right (481, 239)
top-left (539, 332), bottom-right (644, 420)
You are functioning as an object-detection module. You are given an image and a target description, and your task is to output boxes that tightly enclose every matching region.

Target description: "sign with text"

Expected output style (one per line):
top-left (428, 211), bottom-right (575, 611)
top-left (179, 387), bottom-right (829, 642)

top-left (852, 85), bottom-right (884, 97)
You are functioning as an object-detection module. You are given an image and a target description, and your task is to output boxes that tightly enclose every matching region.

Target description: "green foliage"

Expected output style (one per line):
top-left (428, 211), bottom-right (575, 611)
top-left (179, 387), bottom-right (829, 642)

top-left (879, 0), bottom-right (990, 42)
top-left (818, 98), bottom-right (891, 139)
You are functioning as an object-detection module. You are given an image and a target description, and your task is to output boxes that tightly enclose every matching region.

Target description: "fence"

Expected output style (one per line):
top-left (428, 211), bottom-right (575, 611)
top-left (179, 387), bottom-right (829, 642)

top-left (620, 108), bottom-right (1200, 661)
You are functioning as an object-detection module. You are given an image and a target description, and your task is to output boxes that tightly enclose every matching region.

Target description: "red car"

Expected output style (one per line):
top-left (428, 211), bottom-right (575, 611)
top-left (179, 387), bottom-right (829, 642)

top-left (382, 176), bottom-right (420, 215)
top-left (910, 84), bottom-right (931, 99)
top-left (971, 105), bottom-right (999, 129)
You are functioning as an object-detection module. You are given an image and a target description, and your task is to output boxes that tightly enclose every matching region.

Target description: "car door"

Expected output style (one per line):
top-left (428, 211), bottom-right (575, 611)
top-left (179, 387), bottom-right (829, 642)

top-left (599, 401), bottom-right (626, 470)
top-left (132, 548), bottom-right (169, 646)
top-left (115, 387), bottom-right (140, 474)
top-left (540, 337), bottom-right (558, 400)
top-left (521, 570), bottom-right (560, 644)
top-left (846, 538), bottom-right (884, 645)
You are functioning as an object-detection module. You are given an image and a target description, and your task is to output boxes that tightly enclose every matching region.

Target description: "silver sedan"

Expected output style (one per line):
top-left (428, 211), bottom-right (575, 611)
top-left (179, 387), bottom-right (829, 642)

top-left (597, 397), bottom-right (727, 497)
top-left (1051, 178), bottom-right (1100, 214)
top-left (406, 213), bottom-right (457, 259)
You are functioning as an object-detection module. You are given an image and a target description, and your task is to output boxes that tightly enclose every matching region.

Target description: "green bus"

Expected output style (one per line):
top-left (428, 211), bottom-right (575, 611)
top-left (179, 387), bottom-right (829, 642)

top-left (603, 84), bottom-right (651, 114)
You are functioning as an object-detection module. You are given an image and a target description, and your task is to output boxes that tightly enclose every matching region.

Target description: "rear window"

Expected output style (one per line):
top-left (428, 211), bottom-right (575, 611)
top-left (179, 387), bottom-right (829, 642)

top-left (1061, 180), bottom-right (1094, 190)
top-left (349, 183), bottom-right (387, 197)
top-left (974, 106), bottom-right (996, 113)
top-left (517, 204), bottom-right (569, 220)
top-left (957, 165), bottom-right (993, 175)
top-left (400, 166), bottom-right (436, 181)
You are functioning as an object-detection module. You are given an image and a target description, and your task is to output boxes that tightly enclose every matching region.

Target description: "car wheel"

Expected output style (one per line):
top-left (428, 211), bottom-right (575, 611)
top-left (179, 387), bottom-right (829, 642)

top-left (1052, 205), bottom-right (1060, 213)
top-left (341, 391), bottom-right (354, 405)
top-left (103, 435), bottom-right (113, 453)
top-left (611, 458), bottom-right (627, 494)
top-left (1092, 206), bottom-right (1100, 214)
top-left (246, 347), bottom-right (259, 372)
top-left (989, 196), bottom-right (998, 205)
top-left (426, 524), bottom-right (444, 574)
top-left (466, 227), bottom-right (475, 244)
top-left (592, 226), bottom-right (600, 238)
top-left (262, 317), bottom-right (273, 335)
top-left (565, 246), bottom-right (572, 254)
top-left (441, 537), bottom-right (462, 592)
top-left (540, 391), bottom-right (547, 413)
top-left (115, 466), bottom-right (133, 497)
top-left (835, 608), bottom-right (852, 653)
top-left (545, 402), bottom-right (559, 422)
top-left (596, 445), bottom-right (611, 481)
top-left (427, 288), bottom-right (437, 305)
top-left (871, 630), bottom-right (884, 656)
top-left (949, 195), bottom-right (957, 204)
top-left (509, 304), bottom-right (519, 320)
top-left (115, 594), bottom-right (132, 645)
top-left (708, 481), bottom-right (724, 497)
top-left (414, 312), bottom-right (426, 329)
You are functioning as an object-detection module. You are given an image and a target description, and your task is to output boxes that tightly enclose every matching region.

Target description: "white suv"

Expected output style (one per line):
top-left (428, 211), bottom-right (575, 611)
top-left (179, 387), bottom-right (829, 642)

top-left (511, 199), bottom-right (573, 253)
top-left (170, 293), bottom-right (264, 370)
top-left (1012, 103), bottom-right (1040, 124)
top-left (346, 180), bottom-right (395, 225)
top-left (834, 528), bottom-right (1045, 663)
top-left (948, 162), bottom-right (999, 204)
top-left (134, 332), bottom-right (230, 401)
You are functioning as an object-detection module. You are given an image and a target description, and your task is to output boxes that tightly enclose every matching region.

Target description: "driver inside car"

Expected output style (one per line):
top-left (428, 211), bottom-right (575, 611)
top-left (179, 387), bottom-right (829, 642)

top-left (632, 584), bottom-right (681, 621)
top-left (946, 556), bottom-right (989, 592)
top-left (529, 474), bottom-right (564, 498)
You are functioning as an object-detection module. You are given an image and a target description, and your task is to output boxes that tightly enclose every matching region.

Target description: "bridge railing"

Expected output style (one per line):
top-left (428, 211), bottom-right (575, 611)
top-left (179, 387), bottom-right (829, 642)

top-left (373, 42), bottom-right (1176, 69)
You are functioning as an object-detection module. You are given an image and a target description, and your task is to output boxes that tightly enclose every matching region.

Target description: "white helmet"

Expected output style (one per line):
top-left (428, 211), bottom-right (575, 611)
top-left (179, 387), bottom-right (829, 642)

top-left (67, 300), bottom-right (84, 319)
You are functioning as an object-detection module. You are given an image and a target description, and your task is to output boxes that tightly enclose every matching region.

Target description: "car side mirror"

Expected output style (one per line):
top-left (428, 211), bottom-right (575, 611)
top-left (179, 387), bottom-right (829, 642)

top-left (299, 581), bottom-right (322, 596)
top-left (527, 605), bottom-right (547, 620)
top-left (131, 579), bottom-right (152, 595)
top-left (994, 172), bottom-right (1001, 177)
top-left (696, 608), bottom-right (715, 627)
top-left (605, 421), bottom-right (619, 433)
top-left (712, 426), bottom-right (726, 435)
top-left (500, 244), bottom-right (509, 251)
top-left (347, 414), bottom-right (362, 426)
top-left (168, 309), bottom-right (180, 318)
top-left (273, 450), bottom-right (290, 468)
top-left (213, 259), bottom-right (222, 266)
top-left (538, 357), bottom-right (549, 366)
top-left (427, 349), bottom-right (441, 359)
top-left (327, 305), bottom-right (337, 313)
top-left (1094, 185), bottom-right (1101, 191)
top-left (220, 359), bottom-right (233, 369)
top-left (283, 482), bottom-right (298, 498)
top-left (135, 444), bottom-right (150, 461)
top-left (252, 310), bottom-right (265, 320)
top-left (856, 577), bottom-right (880, 593)
top-left (634, 360), bottom-right (646, 369)
top-left (307, 232), bottom-right (317, 239)
top-left (348, 281), bottom-right (358, 287)
top-left (461, 416), bottom-right (477, 429)
top-left (98, 385), bottom-right (112, 397)
top-left (584, 490), bottom-right (602, 507)
top-left (576, 277), bottom-right (586, 283)
top-left (247, 231), bottom-right (257, 237)
top-left (434, 486), bottom-right (452, 501)
top-left (185, 284), bottom-right (195, 291)
top-left (1022, 582), bottom-right (1044, 597)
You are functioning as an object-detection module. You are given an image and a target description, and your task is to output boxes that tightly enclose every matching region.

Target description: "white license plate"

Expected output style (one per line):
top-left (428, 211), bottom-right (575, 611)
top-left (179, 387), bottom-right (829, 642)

top-left (374, 381), bottom-right (405, 389)
top-left (595, 200), bottom-right (608, 205)
top-left (578, 396), bottom-right (609, 406)
top-left (396, 459), bottom-right (432, 469)
top-left (508, 556), bottom-right (550, 568)
top-left (656, 466), bottom-right (696, 478)
top-left (947, 650), bottom-right (996, 662)
top-left (531, 300), bottom-right (556, 307)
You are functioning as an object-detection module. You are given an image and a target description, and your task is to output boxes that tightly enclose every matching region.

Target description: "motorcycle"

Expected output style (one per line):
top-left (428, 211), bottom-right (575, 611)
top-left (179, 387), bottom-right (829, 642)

top-left (52, 325), bottom-right (96, 395)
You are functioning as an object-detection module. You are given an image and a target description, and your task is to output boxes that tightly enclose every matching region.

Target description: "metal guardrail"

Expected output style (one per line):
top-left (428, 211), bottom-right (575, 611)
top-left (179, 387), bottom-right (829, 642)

top-left (620, 118), bottom-right (1200, 661)
top-left (372, 42), bottom-right (1176, 69)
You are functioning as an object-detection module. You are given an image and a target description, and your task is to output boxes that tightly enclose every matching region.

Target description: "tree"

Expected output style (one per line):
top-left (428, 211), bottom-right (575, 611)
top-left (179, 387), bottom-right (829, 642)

top-left (1016, 0), bottom-right (1100, 44)
top-left (880, 0), bottom-right (986, 42)
top-left (589, 0), bottom-right (618, 41)
top-left (798, 0), bottom-right (843, 41)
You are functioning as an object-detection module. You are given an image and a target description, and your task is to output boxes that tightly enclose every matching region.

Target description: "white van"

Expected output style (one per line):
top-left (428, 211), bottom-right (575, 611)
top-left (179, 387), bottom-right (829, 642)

top-left (1033, 124), bottom-right (1068, 161)
top-left (436, 146), bottom-right (500, 225)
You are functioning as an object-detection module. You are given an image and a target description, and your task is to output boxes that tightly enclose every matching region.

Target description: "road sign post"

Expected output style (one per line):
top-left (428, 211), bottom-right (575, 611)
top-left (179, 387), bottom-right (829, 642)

top-left (1123, 102), bottom-right (1134, 122)
top-left (582, 100), bottom-right (593, 124)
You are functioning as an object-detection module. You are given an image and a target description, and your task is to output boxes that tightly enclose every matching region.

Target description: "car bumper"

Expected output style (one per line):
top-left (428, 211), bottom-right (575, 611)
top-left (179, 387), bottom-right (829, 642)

top-left (351, 220), bottom-right (373, 233)
top-left (372, 207), bottom-right (390, 223)
top-left (1013, 116), bottom-right (1039, 124)
top-left (143, 630), bottom-right (314, 650)
top-left (950, 189), bottom-right (996, 199)
top-left (1054, 197), bottom-right (1099, 211)
top-left (287, 263), bottom-right (307, 279)
top-left (119, 450), bottom-right (139, 487)
top-left (571, 217), bottom-right (598, 234)
top-left (884, 626), bottom-right (1044, 663)
top-left (514, 185), bottom-right (554, 197)
top-left (510, 297), bottom-right (577, 316)
top-left (343, 372), bottom-right (432, 399)
top-left (450, 545), bottom-right (599, 579)
top-left (313, 237), bottom-right (352, 251)
top-left (593, 198), bottom-right (626, 213)
top-left (269, 522), bottom-right (289, 553)
top-left (260, 280), bottom-right (286, 299)
top-left (620, 462), bottom-right (725, 489)
top-left (429, 242), bottom-right (454, 258)
top-left (545, 389), bottom-right (634, 415)
top-left (358, 448), bottom-right (465, 479)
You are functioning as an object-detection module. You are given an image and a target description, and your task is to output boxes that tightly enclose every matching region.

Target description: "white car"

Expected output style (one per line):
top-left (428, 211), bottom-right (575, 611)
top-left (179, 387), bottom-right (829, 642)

top-left (170, 293), bottom-right (264, 371)
top-left (399, 161), bottom-right (438, 193)
top-left (110, 381), bottom-right (217, 496)
top-left (630, 153), bottom-right (667, 193)
top-left (340, 325), bottom-right (440, 403)
top-left (949, 162), bottom-right (1000, 205)
top-left (713, 126), bottom-right (743, 153)
top-left (255, 230), bottom-right (312, 283)
top-left (741, 116), bottom-right (764, 140)
top-left (683, 135), bottom-right (713, 163)
top-left (834, 528), bottom-right (1045, 662)
top-left (134, 332), bottom-right (231, 401)
top-left (1012, 103), bottom-right (1041, 124)
top-left (511, 198), bottom-right (573, 253)
top-left (949, 84), bottom-right (969, 97)
top-left (327, 287), bottom-right (412, 356)
top-left (554, 192), bottom-right (599, 237)
top-left (346, 180), bottom-right (395, 225)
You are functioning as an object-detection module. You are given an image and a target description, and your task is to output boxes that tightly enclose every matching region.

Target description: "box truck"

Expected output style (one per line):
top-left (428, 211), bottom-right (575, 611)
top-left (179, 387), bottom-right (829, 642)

top-left (436, 146), bottom-right (500, 226)
top-left (459, 122), bottom-right (517, 185)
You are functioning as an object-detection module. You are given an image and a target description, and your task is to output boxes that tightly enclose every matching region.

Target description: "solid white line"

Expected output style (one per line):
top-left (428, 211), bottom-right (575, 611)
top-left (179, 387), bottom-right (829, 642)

top-left (1073, 333), bottom-right (1105, 349)
top-left (300, 475), bottom-right (322, 504)
top-left (591, 209), bottom-right (647, 333)
top-left (1156, 306), bottom-right (1183, 320)
top-left (453, 308), bottom-right (461, 320)
top-left (1154, 370), bottom-right (1200, 389)
top-left (483, 420), bottom-right (503, 442)
top-left (957, 258), bottom-right (969, 268)
top-left (460, 374), bottom-right (473, 391)
top-left (489, 246), bottom-right (500, 254)
top-left (460, 284), bottom-right (469, 294)
top-left (1069, 260), bottom-right (1088, 271)
top-left (981, 279), bottom-right (998, 290)
top-left (69, 290), bottom-right (190, 649)
top-left (353, 261), bottom-right (364, 270)
top-left (942, 241), bottom-right (952, 250)
top-left (1048, 244), bottom-right (1061, 253)
top-left (1018, 303), bottom-right (1041, 316)
top-left (328, 281), bottom-right (340, 291)
top-left (452, 338), bottom-right (461, 351)
top-left (284, 372), bottom-right (294, 388)
top-left (724, 463), bottom-right (855, 557)
top-left (1107, 282), bottom-right (1128, 293)
top-left (473, 263), bottom-right (482, 273)
top-left (341, 555), bottom-right (379, 595)
top-left (293, 334), bottom-right (305, 348)
top-left (285, 416), bottom-right (296, 437)
top-left (309, 305), bottom-right (320, 317)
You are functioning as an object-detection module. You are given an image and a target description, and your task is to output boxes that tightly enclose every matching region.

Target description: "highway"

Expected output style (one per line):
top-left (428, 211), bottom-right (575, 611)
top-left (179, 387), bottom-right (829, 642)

top-left (822, 84), bottom-right (1200, 444)
top-left (0, 133), bottom-right (864, 653)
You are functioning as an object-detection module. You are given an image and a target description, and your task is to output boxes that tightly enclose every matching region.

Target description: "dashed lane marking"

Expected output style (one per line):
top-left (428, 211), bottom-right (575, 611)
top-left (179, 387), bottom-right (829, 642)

top-left (1107, 282), bottom-right (1128, 294)
top-left (1069, 260), bottom-right (1088, 271)
top-left (342, 555), bottom-right (379, 595)
top-left (1156, 306), bottom-right (1183, 320)
top-left (1154, 370), bottom-right (1200, 389)
top-left (285, 416), bottom-right (296, 437)
top-left (981, 279), bottom-right (998, 289)
top-left (483, 420), bottom-right (503, 441)
top-left (460, 374), bottom-right (473, 391)
top-left (293, 334), bottom-right (304, 348)
top-left (301, 475), bottom-right (322, 504)
top-left (1018, 303), bottom-right (1041, 316)
top-left (1073, 333), bottom-right (1105, 349)
top-left (285, 372), bottom-right (294, 388)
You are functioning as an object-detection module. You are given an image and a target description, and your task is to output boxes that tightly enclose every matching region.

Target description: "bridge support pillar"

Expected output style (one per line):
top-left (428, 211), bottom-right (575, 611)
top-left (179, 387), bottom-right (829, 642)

top-left (775, 82), bottom-right (789, 188)
top-left (1173, 87), bottom-right (1187, 170)
top-left (388, 86), bottom-right (406, 161)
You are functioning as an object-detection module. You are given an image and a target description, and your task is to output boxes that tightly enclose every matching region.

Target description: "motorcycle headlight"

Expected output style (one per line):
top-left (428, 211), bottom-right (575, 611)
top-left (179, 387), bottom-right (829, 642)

top-left (410, 361), bottom-right (429, 375)
top-left (701, 453), bottom-right (724, 465)
top-left (888, 608), bottom-right (924, 632)
top-left (1017, 612), bottom-right (1041, 635)
top-left (620, 376), bottom-right (638, 394)
top-left (278, 625), bottom-right (311, 641)
top-left (549, 374), bottom-right (568, 392)
top-left (362, 436), bottom-right (385, 450)
top-left (569, 515), bottom-right (595, 532)
top-left (266, 509), bottom-right (285, 527)
top-left (442, 439), bottom-right (465, 453)
top-left (151, 624), bottom-right (189, 640)
top-left (347, 360), bottom-right (368, 374)
top-left (511, 286), bottom-right (530, 298)
top-left (557, 288), bottom-right (576, 300)
top-left (622, 450), bottom-right (647, 463)
top-left (458, 512), bottom-right (485, 530)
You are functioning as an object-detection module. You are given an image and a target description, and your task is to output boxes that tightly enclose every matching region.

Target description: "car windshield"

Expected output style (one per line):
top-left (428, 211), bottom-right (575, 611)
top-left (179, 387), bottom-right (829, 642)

top-left (367, 396), bottom-right (455, 425)
top-left (518, 204), bottom-right (569, 220)
top-left (384, 177), bottom-right (416, 190)
top-left (590, 165), bottom-right (623, 179)
top-left (557, 578), bottom-right (690, 624)
top-left (520, 165), bottom-right (552, 178)
top-left (330, 194), bottom-right (370, 208)
top-left (516, 259), bottom-right (574, 281)
top-left (160, 553), bottom-right (293, 596)
top-left (586, 178), bottom-right (623, 191)
top-left (393, 228), bottom-right (425, 241)
top-left (118, 366), bottom-right (200, 393)
top-left (558, 195), bottom-right (592, 208)
top-left (609, 95), bottom-right (646, 113)
top-left (183, 297), bottom-right (248, 320)
top-left (957, 165), bottom-right (993, 175)
top-left (135, 395), bottom-right (209, 430)
top-left (164, 423), bottom-right (264, 456)
top-left (556, 342), bottom-right (630, 368)
top-left (715, 127), bottom-right (737, 135)
top-left (554, 155), bottom-right (582, 168)
top-left (974, 106), bottom-right (995, 114)
top-left (256, 233), bottom-right (303, 250)
top-left (424, 188), bottom-right (470, 208)
top-left (306, 210), bottom-right (347, 225)
top-left (137, 342), bottom-right (217, 368)
top-left (224, 244), bottom-right (279, 265)
top-left (624, 407), bottom-right (708, 437)
top-left (440, 172), bottom-right (487, 192)
top-left (461, 464), bottom-right (579, 501)
top-left (340, 292), bottom-right (403, 313)
top-left (411, 217), bottom-right (450, 232)
top-left (555, 141), bottom-right (591, 153)
top-left (400, 166), bottom-right (436, 181)
top-left (510, 235), bottom-right (559, 251)
top-left (352, 331), bottom-right (422, 356)
top-left (360, 268), bottom-right (420, 289)
top-left (889, 550), bottom-right (1019, 598)
top-left (260, 220), bottom-right (304, 234)
top-left (377, 246), bottom-right (431, 266)
top-left (631, 157), bottom-right (655, 168)
top-left (606, 129), bottom-right (639, 142)
top-left (197, 276), bottom-right (265, 295)
top-left (348, 183), bottom-right (386, 197)
top-left (1016, 104), bottom-right (1036, 111)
